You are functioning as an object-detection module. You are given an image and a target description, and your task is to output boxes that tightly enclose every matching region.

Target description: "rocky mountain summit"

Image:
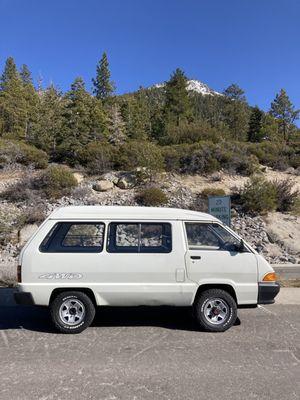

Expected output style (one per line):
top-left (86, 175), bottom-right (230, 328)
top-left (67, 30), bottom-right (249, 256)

top-left (153, 79), bottom-right (221, 96)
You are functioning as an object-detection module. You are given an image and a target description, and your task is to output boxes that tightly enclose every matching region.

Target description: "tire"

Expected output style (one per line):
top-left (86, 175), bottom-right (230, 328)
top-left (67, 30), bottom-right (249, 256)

top-left (50, 291), bottom-right (95, 334)
top-left (193, 289), bottom-right (237, 332)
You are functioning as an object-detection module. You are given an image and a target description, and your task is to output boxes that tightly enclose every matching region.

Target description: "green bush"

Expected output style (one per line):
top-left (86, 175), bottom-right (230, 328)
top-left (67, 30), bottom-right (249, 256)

top-left (0, 139), bottom-right (48, 169)
top-left (201, 188), bottom-right (226, 197)
top-left (135, 187), bottom-right (168, 206)
top-left (272, 179), bottom-right (299, 212)
top-left (116, 141), bottom-right (165, 171)
top-left (240, 176), bottom-right (277, 214)
top-left (38, 165), bottom-right (78, 198)
top-left (78, 142), bottom-right (114, 175)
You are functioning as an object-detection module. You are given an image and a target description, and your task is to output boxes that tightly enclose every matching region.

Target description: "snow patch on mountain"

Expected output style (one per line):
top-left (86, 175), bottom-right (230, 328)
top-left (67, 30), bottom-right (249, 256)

top-left (153, 79), bottom-right (221, 96)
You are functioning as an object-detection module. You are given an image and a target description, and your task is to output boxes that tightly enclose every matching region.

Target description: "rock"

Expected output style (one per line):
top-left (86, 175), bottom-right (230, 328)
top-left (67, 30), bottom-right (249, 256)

top-left (18, 224), bottom-right (39, 245)
top-left (101, 172), bottom-right (119, 184)
top-left (73, 172), bottom-right (84, 184)
top-left (210, 172), bottom-right (222, 182)
top-left (93, 180), bottom-right (114, 192)
top-left (285, 167), bottom-right (295, 174)
top-left (116, 175), bottom-right (137, 189)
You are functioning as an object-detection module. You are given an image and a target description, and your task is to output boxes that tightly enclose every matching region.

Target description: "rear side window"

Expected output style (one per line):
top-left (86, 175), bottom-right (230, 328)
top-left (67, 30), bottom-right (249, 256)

top-left (40, 222), bottom-right (105, 253)
top-left (107, 222), bottom-right (172, 253)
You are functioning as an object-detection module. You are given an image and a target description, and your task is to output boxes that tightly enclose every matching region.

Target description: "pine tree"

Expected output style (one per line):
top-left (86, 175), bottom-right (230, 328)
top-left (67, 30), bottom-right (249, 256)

top-left (20, 64), bottom-right (33, 85)
top-left (107, 103), bottom-right (126, 145)
top-left (59, 77), bottom-right (107, 161)
top-left (223, 84), bottom-right (246, 102)
top-left (248, 106), bottom-right (264, 142)
top-left (164, 68), bottom-right (192, 126)
top-left (0, 57), bottom-right (35, 139)
top-left (223, 84), bottom-right (249, 140)
top-left (92, 52), bottom-right (114, 100)
top-left (31, 85), bottom-right (66, 153)
top-left (270, 89), bottom-right (299, 142)
top-left (0, 57), bottom-right (18, 89)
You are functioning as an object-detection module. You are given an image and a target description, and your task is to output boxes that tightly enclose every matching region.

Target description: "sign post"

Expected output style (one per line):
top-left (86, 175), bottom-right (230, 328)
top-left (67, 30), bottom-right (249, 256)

top-left (208, 195), bottom-right (231, 226)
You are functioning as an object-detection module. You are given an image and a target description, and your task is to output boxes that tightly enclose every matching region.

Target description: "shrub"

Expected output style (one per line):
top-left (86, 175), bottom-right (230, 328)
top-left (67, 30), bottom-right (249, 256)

top-left (18, 142), bottom-right (48, 169)
top-left (272, 179), bottom-right (299, 212)
top-left (38, 165), bottom-right (78, 198)
top-left (201, 188), bottom-right (226, 197)
top-left (116, 141), bottom-right (165, 171)
top-left (0, 139), bottom-right (48, 169)
top-left (135, 187), bottom-right (168, 206)
top-left (77, 142), bottom-right (114, 175)
top-left (240, 176), bottom-right (277, 214)
top-left (19, 206), bottom-right (46, 225)
top-left (0, 177), bottom-right (38, 203)
top-left (0, 211), bottom-right (14, 245)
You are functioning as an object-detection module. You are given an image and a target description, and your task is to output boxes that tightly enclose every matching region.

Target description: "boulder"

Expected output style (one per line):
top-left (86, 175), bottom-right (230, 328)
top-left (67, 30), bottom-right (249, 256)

top-left (18, 224), bottom-right (39, 245)
top-left (116, 176), bottom-right (136, 190)
top-left (93, 180), bottom-right (114, 192)
top-left (73, 172), bottom-right (84, 184)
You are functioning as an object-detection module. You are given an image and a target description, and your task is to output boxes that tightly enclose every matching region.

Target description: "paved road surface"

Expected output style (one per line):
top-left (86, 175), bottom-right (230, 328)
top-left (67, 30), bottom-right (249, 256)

top-left (273, 265), bottom-right (300, 280)
top-left (0, 288), bottom-right (299, 400)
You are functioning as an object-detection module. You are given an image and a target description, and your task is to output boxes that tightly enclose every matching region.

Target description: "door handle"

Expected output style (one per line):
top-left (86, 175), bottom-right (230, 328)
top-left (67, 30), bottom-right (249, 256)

top-left (190, 255), bottom-right (201, 260)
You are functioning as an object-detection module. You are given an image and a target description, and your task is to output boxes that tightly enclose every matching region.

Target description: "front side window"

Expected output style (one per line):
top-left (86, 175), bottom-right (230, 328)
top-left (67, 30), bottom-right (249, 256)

top-left (108, 222), bottom-right (172, 253)
top-left (185, 222), bottom-right (243, 251)
top-left (40, 222), bottom-right (105, 253)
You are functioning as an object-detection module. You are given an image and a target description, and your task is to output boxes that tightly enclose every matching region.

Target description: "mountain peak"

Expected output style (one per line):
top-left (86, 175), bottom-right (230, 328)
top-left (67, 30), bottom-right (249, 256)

top-left (152, 79), bottom-right (221, 96)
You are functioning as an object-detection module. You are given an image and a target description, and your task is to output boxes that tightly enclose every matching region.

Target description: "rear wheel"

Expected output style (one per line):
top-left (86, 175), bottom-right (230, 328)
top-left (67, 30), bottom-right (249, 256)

top-left (193, 288), bottom-right (237, 332)
top-left (50, 291), bottom-right (95, 334)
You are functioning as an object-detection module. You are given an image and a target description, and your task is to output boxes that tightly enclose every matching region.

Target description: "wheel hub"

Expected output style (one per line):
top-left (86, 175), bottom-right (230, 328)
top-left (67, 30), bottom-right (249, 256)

top-left (59, 299), bottom-right (86, 326)
top-left (203, 298), bottom-right (229, 325)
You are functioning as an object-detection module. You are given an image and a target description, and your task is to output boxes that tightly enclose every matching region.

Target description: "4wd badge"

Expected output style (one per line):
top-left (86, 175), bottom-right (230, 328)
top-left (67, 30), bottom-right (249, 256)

top-left (39, 273), bottom-right (83, 280)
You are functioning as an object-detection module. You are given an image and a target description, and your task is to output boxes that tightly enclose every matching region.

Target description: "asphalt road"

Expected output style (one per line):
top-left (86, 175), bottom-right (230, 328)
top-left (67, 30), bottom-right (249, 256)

top-left (273, 265), bottom-right (300, 280)
top-left (0, 289), bottom-right (299, 400)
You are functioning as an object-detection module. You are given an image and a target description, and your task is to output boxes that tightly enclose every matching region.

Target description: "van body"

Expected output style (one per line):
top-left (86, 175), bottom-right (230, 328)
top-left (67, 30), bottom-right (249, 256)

top-left (15, 206), bottom-right (280, 333)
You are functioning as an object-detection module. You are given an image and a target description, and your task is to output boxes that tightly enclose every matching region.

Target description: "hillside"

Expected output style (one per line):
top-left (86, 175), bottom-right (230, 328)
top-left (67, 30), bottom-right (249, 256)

top-left (0, 55), bottom-right (300, 284)
top-left (0, 164), bottom-right (299, 285)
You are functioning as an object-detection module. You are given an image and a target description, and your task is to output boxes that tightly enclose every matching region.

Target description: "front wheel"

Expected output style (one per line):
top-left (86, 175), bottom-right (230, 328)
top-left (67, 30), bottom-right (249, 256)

top-left (193, 289), bottom-right (237, 332)
top-left (50, 291), bottom-right (95, 334)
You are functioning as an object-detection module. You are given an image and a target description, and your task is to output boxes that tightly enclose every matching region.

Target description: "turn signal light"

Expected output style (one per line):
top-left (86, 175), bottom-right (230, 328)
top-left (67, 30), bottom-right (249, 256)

top-left (17, 265), bottom-right (21, 283)
top-left (262, 272), bottom-right (277, 282)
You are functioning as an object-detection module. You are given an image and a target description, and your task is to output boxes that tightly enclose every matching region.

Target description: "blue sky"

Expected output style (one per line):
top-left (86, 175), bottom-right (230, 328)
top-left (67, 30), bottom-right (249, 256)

top-left (0, 0), bottom-right (299, 113)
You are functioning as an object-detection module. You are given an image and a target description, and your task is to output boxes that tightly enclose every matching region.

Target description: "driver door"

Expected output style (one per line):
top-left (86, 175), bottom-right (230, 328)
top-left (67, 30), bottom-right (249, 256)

top-left (184, 222), bottom-right (258, 305)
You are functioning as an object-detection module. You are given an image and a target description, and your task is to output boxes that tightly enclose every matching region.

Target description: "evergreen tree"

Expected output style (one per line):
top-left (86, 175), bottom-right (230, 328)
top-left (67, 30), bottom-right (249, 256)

top-left (248, 106), bottom-right (264, 142)
top-left (270, 89), bottom-right (299, 142)
top-left (107, 103), bottom-right (126, 145)
top-left (59, 77), bottom-right (107, 161)
top-left (0, 57), bottom-right (18, 89)
top-left (164, 68), bottom-right (192, 126)
top-left (223, 83), bottom-right (249, 140)
top-left (223, 84), bottom-right (246, 102)
top-left (20, 64), bottom-right (33, 84)
top-left (0, 57), bottom-right (37, 139)
top-left (92, 52), bottom-right (114, 100)
top-left (31, 85), bottom-right (66, 153)
top-left (120, 89), bottom-right (150, 140)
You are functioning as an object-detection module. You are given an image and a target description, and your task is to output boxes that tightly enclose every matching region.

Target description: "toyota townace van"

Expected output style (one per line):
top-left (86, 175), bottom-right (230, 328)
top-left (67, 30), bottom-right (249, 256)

top-left (14, 206), bottom-right (280, 333)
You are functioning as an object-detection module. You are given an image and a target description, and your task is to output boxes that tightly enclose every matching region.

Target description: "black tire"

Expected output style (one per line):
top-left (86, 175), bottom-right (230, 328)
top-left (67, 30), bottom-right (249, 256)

top-left (193, 289), bottom-right (237, 332)
top-left (50, 291), bottom-right (95, 334)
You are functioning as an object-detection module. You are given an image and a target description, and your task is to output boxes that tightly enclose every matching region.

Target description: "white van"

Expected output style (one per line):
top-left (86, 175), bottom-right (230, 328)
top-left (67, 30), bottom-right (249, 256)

top-left (14, 206), bottom-right (280, 333)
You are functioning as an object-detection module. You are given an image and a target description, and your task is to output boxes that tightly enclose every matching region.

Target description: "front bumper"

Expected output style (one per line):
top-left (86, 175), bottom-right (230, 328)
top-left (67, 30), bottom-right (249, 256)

top-left (258, 282), bottom-right (280, 305)
top-left (14, 291), bottom-right (35, 306)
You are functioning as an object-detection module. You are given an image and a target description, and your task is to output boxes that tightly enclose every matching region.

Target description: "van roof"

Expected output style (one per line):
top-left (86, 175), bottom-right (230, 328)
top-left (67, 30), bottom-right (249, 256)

top-left (48, 206), bottom-right (219, 222)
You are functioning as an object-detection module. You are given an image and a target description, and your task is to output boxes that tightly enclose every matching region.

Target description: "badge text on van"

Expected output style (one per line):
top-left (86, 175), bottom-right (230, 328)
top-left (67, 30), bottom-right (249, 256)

top-left (39, 273), bottom-right (83, 280)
